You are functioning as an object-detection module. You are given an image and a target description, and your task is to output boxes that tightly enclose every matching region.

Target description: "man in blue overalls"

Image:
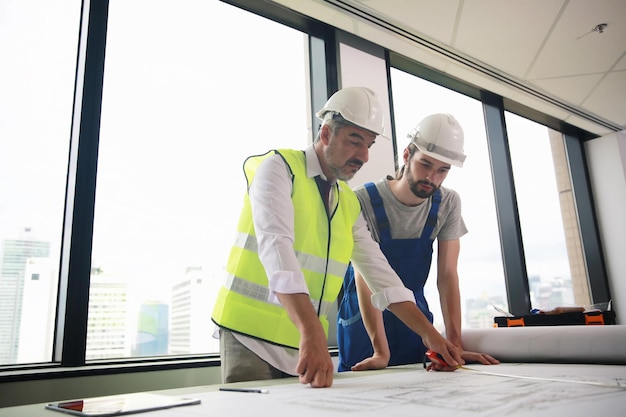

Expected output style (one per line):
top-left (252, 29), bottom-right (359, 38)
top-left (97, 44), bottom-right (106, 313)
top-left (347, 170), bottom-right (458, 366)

top-left (337, 113), bottom-right (499, 371)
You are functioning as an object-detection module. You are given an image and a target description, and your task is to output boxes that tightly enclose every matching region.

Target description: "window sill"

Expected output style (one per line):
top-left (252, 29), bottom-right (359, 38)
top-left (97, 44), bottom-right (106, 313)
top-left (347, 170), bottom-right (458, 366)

top-left (0, 356), bottom-right (220, 383)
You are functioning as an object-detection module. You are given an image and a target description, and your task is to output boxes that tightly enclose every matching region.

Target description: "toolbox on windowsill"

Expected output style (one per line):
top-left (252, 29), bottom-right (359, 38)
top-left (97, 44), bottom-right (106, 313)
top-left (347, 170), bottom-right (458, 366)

top-left (494, 307), bottom-right (616, 327)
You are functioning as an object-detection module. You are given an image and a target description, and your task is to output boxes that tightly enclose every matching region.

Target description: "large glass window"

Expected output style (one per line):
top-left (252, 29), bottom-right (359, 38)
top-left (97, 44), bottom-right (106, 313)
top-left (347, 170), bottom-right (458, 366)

top-left (506, 112), bottom-right (589, 310)
top-left (389, 69), bottom-right (506, 330)
top-left (0, 0), bottom-right (80, 366)
top-left (89, 0), bottom-right (309, 360)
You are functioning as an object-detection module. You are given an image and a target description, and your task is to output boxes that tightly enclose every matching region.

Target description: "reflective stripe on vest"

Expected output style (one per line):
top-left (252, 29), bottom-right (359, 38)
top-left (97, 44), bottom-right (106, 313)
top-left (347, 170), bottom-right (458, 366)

top-left (232, 231), bottom-right (348, 279)
top-left (221, 273), bottom-right (335, 317)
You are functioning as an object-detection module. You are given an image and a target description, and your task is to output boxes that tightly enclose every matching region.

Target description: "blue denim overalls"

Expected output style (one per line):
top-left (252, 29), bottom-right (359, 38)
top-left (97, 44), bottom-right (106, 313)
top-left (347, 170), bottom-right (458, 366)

top-left (337, 182), bottom-right (441, 371)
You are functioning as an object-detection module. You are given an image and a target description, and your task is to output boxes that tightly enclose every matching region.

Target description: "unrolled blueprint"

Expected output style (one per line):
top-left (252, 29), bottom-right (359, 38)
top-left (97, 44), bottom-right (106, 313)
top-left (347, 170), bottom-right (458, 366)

top-left (150, 363), bottom-right (626, 417)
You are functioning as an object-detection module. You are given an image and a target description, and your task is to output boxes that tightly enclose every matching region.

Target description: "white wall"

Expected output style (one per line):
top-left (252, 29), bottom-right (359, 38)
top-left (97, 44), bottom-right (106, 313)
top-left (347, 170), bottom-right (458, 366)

top-left (584, 130), bottom-right (626, 324)
top-left (338, 34), bottom-right (397, 186)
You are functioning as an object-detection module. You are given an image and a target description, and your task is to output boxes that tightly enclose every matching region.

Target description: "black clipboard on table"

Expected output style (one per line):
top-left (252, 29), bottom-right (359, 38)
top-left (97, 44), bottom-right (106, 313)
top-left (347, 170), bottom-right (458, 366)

top-left (45, 392), bottom-right (201, 416)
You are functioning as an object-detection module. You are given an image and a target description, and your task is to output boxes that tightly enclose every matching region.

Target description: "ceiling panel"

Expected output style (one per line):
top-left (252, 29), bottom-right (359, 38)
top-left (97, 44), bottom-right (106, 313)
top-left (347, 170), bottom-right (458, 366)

top-left (454, 1), bottom-right (564, 80)
top-left (616, 54), bottom-right (626, 71)
top-left (532, 73), bottom-right (604, 106)
top-left (528, 0), bottom-right (626, 79)
top-left (583, 70), bottom-right (626, 126)
top-left (354, 0), bottom-right (461, 45)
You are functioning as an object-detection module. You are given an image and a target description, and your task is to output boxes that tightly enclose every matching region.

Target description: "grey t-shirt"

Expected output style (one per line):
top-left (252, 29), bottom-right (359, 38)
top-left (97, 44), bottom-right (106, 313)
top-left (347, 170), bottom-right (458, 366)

top-left (354, 178), bottom-right (468, 243)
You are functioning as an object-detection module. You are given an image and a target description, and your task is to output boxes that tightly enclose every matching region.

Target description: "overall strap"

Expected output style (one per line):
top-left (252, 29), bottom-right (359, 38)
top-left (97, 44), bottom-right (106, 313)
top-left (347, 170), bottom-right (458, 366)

top-left (364, 182), bottom-right (391, 241)
top-left (421, 188), bottom-right (441, 239)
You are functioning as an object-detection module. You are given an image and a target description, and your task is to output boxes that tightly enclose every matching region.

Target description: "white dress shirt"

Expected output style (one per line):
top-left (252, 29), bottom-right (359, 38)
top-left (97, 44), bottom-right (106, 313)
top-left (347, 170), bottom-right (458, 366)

top-left (231, 144), bottom-right (414, 375)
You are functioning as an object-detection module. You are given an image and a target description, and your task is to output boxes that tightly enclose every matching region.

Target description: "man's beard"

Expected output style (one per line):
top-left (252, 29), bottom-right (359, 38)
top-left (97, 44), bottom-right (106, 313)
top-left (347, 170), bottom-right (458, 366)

top-left (324, 143), bottom-right (363, 181)
top-left (409, 179), bottom-right (437, 198)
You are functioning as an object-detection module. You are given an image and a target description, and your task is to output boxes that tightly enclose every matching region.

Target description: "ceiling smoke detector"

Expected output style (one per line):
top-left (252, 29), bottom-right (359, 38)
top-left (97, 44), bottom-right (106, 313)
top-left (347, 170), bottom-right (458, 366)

top-left (592, 23), bottom-right (608, 33)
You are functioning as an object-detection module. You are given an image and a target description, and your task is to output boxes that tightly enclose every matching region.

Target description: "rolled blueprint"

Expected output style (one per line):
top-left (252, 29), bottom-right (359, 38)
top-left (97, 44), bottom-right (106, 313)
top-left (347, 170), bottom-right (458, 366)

top-left (462, 325), bottom-right (626, 364)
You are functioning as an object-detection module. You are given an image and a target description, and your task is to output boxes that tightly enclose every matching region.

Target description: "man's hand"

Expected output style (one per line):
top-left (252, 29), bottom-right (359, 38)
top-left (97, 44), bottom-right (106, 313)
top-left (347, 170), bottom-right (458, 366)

top-left (460, 350), bottom-right (500, 365)
top-left (420, 329), bottom-right (464, 370)
top-left (275, 292), bottom-right (334, 388)
top-left (296, 330), bottom-right (334, 387)
top-left (425, 349), bottom-right (500, 371)
top-left (351, 352), bottom-right (390, 371)
top-left (387, 301), bottom-right (464, 370)
top-left (424, 350), bottom-right (459, 372)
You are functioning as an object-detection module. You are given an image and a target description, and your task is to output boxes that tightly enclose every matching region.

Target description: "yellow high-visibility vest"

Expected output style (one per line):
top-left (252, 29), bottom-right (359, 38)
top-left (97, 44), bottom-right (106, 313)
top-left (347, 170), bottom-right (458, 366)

top-left (211, 149), bottom-right (361, 349)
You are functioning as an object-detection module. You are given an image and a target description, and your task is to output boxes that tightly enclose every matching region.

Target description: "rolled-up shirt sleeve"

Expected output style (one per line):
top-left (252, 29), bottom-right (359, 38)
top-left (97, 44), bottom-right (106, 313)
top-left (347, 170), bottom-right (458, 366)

top-left (249, 154), bottom-right (309, 303)
top-left (351, 212), bottom-right (415, 311)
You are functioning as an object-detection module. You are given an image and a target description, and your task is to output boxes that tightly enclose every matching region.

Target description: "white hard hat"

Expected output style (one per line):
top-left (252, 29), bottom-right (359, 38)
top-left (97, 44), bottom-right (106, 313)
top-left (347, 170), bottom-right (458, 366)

top-left (407, 113), bottom-right (466, 167)
top-left (316, 87), bottom-right (384, 135)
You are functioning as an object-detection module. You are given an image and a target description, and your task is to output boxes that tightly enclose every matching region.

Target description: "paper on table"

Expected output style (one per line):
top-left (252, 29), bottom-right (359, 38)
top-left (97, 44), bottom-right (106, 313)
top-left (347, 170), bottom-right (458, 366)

top-left (161, 363), bottom-right (626, 417)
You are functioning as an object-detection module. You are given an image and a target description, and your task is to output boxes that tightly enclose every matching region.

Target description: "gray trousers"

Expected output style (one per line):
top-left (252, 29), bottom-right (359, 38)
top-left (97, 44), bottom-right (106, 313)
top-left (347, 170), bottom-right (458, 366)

top-left (219, 329), bottom-right (293, 383)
